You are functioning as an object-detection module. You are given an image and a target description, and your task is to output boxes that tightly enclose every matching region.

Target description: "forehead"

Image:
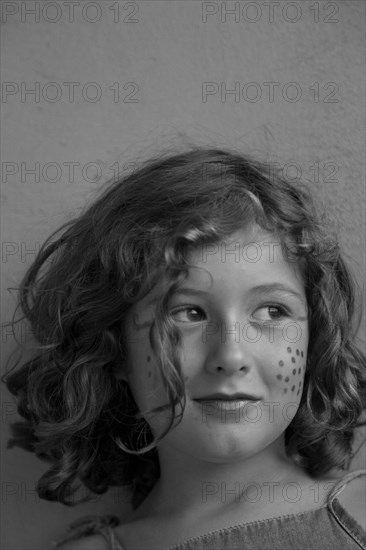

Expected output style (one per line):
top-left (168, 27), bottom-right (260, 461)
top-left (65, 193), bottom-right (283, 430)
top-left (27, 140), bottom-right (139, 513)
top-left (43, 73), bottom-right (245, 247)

top-left (185, 227), bottom-right (305, 297)
top-left (190, 226), bottom-right (274, 264)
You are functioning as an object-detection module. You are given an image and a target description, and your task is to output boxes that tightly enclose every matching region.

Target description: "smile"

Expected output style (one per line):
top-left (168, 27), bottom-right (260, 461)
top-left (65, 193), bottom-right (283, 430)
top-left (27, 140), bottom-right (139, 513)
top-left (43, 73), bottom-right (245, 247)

top-left (194, 398), bottom-right (260, 412)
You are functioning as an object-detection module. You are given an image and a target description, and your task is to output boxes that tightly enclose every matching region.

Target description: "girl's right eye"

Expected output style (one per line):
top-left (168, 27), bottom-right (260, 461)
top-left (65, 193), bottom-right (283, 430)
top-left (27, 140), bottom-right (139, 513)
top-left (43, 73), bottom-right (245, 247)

top-left (170, 306), bottom-right (206, 323)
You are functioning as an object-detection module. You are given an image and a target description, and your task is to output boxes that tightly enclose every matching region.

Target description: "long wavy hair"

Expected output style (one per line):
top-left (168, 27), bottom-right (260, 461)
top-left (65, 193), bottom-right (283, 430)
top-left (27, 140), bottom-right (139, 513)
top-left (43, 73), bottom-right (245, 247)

top-left (3, 147), bottom-right (366, 509)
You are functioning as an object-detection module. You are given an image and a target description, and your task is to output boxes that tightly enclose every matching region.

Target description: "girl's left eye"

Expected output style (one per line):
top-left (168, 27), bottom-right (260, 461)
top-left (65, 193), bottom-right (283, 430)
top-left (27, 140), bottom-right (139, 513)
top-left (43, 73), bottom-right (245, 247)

top-left (252, 305), bottom-right (289, 322)
top-left (170, 306), bottom-right (206, 323)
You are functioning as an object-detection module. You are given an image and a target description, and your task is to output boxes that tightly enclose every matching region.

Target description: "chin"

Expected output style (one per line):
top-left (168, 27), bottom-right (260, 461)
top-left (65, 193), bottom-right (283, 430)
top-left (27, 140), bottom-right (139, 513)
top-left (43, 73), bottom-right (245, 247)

top-left (185, 432), bottom-right (271, 462)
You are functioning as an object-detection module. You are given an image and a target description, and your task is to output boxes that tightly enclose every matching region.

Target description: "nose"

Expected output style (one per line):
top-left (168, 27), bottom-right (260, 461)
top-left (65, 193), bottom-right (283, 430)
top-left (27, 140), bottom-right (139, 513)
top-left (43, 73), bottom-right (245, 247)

top-left (203, 321), bottom-right (254, 377)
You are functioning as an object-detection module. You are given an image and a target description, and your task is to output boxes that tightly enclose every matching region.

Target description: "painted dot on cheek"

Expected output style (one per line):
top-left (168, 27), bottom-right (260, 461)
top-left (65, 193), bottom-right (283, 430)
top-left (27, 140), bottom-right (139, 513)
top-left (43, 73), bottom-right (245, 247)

top-left (291, 385), bottom-right (295, 392)
top-left (296, 349), bottom-right (299, 356)
top-left (298, 367), bottom-right (301, 374)
top-left (147, 356), bottom-right (151, 362)
top-left (283, 388), bottom-right (288, 393)
top-left (287, 347), bottom-right (292, 353)
top-left (301, 351), bottom-right (304, 357)
top-left (276, 374), bottom-right (283, 380)
top-left (292, 369), bottom-right (296, 375)
top-left (291, 357), bottom-right (296, 363)
top-left (284, 376), bottom-right (290, 382)
top-left (279, 360), bottom-right (284, 367)
top-left (297, 389), bottom-right (300, 395)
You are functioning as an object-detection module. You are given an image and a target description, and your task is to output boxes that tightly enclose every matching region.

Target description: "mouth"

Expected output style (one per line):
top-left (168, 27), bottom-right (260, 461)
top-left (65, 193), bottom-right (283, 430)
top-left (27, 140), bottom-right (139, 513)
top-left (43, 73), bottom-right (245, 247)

top-left (194, 393), bottom-right (261, 401)
top-left (193, 393), bottom-right (261, 413)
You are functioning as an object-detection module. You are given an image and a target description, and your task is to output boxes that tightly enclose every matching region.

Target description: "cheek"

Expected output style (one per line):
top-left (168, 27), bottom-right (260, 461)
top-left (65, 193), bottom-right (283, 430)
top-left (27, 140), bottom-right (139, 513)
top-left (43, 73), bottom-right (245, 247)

top-left (125, 314), bottom-right (161, 394)
top-left (127, 343), bottom-right (165, 409)
top-left (274, 346), bottom-right (306, 396)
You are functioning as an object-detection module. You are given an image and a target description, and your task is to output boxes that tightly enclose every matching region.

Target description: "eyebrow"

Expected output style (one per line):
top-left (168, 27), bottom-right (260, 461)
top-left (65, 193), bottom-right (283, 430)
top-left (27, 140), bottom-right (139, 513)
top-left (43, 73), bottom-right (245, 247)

top-left (249, 284), bottom-right (305, 301)
top-left (173, 288), bottom-right (211, 297)
top-left (174, 284), bottom-right (305, 303)
top-left (147, 283), bottom-right (306, 307)
top-left (147, 288), bottom-right (209, 306)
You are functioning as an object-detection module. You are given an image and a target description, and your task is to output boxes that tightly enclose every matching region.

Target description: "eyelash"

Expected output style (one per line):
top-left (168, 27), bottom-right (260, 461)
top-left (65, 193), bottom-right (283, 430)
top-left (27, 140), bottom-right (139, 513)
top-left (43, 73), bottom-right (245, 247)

top-left (254, 304), bottom-right (290, 322)
top-left (170, 303), bottom-right (290, 324)
top-left (170, 306), bottom-right (206, 323)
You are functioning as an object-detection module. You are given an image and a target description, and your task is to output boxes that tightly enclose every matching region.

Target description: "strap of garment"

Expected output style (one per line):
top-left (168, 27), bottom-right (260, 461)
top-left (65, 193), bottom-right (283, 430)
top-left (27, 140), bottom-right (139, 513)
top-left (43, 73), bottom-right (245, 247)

top-left (52, 515), bottom-right (123, 548)
top-left (327, 469), bottom-right (366, 550)
top-left (96, 525), bottom-right (125, 550)
top-left (327, 469), bottom-right (366, 503)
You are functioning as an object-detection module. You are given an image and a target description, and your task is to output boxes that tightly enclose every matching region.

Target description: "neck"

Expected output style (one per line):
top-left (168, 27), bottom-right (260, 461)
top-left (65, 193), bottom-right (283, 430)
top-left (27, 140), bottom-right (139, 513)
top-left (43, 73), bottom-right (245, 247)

top-left (133, 435), bottom-right (301, 519)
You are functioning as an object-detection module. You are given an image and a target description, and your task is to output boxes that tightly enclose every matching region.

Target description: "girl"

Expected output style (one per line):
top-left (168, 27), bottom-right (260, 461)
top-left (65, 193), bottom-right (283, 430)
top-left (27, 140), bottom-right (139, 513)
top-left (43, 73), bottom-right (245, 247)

top-left (4, 148), bottom-right (366, 550)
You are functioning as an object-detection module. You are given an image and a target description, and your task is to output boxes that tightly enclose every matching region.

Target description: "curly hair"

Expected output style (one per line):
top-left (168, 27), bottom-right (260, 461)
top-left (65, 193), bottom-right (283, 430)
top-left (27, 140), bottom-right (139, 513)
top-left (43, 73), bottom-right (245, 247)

top-left (3, 147), bottom-right (366, 510)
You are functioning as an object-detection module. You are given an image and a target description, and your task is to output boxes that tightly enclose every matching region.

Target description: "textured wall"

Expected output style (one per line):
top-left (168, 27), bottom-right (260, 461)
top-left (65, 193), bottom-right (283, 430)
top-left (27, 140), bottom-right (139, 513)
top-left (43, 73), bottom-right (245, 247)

top-left (1, 1), bottom-right (365, 548)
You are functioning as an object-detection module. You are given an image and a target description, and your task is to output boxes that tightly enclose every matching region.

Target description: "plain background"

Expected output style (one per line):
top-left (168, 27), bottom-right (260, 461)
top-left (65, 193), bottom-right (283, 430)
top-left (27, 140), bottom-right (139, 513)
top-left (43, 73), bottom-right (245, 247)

top-left (1, 1), bottom-right (365, 549)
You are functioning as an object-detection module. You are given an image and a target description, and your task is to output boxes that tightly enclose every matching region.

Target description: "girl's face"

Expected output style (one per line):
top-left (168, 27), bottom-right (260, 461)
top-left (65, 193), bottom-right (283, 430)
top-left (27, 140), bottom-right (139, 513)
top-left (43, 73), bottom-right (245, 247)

top-left (122, 226), bottom-right (309, 463)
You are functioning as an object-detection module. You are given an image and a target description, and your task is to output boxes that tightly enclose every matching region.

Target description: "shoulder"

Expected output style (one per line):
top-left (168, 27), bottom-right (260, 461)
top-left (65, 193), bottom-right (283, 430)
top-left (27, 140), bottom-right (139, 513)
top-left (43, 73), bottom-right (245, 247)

top-left (56, 533), bottom-right (110, 550)
top-left (334, 470), bottom-right (366, 532)
top-left (53, 515), bottom-right (121, 550)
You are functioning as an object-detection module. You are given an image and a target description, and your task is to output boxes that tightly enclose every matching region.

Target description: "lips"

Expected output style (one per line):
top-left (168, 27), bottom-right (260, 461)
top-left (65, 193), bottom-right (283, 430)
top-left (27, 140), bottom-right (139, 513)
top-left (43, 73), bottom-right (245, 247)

top-left (193, 393), bottom-right (261, 415)
top-left (194, 392), bottom-right (261, 401)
